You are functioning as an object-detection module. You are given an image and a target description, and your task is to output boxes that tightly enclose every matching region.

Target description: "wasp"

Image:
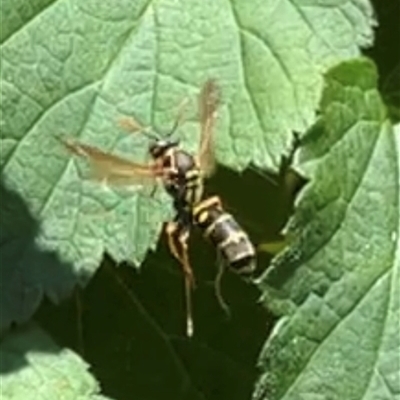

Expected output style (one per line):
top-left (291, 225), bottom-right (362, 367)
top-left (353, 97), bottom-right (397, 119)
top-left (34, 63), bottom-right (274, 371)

top-left (60, 80), bottom-right (255, 336)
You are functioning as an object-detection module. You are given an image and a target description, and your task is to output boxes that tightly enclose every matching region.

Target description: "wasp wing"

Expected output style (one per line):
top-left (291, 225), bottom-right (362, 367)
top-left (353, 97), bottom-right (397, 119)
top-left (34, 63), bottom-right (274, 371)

top-left (61, 138), bottom-right (161, 186)
top-left (198, 80), bottom-right (220, 177)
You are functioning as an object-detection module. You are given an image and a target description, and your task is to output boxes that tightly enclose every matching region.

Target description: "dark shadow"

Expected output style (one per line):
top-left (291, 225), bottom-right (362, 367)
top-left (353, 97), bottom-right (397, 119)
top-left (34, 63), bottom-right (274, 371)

top-left (34, 161), bottom-right (301, 400)
top-left (364, 0), bottom-right (400, 83)
top-left (0, 178), bottom-right (84, 373)
top-left (364, 0), bottom-right (400, 122)
top-left (207, 165), bottom-right (287, 242)
top-left (36, 247), bottom-right (272, 400)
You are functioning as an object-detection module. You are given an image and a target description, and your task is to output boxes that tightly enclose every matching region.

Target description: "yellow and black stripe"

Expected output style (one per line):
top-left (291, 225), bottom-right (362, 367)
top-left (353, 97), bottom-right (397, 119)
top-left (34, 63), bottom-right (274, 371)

top-left (192, 196), bottom-right (256, 274)
top-left (162, 147), bottom-right (204, 211)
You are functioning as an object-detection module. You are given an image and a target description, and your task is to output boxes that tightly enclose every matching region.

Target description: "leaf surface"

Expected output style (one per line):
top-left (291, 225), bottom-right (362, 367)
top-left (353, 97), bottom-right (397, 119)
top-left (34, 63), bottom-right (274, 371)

top-left (255, 58), bottom-right (400, 400)
top-left (0, 324), bottom-right (113, 400)
top-left (0, 0), bottom-right (376, 284)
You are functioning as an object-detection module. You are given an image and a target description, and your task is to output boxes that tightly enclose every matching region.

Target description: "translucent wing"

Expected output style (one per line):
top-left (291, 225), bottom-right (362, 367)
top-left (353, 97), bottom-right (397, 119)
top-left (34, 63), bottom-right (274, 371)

top-left (60, 138), bottom-right (161, 186)
top-left (198, 80), bottom-right (220, 177)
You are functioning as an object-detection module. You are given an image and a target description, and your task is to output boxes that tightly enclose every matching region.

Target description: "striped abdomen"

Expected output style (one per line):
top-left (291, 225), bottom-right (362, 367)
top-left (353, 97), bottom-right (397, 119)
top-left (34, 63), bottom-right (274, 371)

top-left (192, 196), bottom-right (256, 274)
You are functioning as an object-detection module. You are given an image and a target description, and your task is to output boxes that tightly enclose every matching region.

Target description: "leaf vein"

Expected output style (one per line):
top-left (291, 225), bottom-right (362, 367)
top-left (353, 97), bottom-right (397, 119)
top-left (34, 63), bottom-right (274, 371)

top-left (286, 0), bottom-right (339, 56)
top-left (225, 0), bottom-right (274, 163)
top-left (0, 0), bottom-right (58, 47)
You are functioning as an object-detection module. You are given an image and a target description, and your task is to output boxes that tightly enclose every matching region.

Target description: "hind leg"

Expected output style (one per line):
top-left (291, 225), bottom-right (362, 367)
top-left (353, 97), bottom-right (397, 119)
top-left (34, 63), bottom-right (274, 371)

top-left (165, 221), bottom-right (195, 288)
top-left (165, 221), bottom-right (195, 337)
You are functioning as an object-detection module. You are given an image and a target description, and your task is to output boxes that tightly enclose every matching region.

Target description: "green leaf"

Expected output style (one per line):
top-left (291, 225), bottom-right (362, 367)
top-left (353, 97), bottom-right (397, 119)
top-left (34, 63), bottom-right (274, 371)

top-left (255, 58), bottom-right (399, 400)
top-left (0, 324), bottom-right (113, 400)
top-left (0, 0), bottom-right (376, 274)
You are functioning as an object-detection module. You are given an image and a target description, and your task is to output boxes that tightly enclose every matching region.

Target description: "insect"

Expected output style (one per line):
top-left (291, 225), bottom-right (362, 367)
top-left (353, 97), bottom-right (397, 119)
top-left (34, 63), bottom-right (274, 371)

top-left (60, 80), bottom-right (256, 336)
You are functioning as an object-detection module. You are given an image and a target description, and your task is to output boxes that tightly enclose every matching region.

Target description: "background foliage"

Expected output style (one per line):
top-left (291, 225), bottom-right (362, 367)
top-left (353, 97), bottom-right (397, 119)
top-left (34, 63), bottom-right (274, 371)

top-left (1, 0), bottom-right (399, 399)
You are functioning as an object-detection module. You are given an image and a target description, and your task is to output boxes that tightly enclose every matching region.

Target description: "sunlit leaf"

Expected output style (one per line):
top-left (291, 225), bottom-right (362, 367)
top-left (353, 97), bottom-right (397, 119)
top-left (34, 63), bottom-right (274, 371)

top-left (0, 0), bottom-right (376, 298)
top-left (255, 58), bottom-right (399, 400)
top-left (0, 324), bottom-right (113, 400)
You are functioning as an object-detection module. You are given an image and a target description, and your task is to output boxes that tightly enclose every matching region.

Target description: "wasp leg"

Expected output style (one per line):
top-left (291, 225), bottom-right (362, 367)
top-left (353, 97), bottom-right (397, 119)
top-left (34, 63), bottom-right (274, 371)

top-left (166, 222), bottom-right (195, 286)
top-left (214, 251), bottom-right (231, 319)
top-left (166, 222), bottom-right (195, 337)
top-left (178, 229), bottom-right (195, 337)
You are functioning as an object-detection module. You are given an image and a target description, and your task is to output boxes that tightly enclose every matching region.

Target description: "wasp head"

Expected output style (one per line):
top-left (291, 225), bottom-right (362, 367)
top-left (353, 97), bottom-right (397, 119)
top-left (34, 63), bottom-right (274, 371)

top-left (149, 139), bottom-right (178, 159)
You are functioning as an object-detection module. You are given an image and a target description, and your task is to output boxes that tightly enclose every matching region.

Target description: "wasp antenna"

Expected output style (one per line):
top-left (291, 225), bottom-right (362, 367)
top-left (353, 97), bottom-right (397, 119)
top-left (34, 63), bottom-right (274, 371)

top-left (55, 135), bottom-right (84, 157)
top-left (119, 116), bottom-right (161, 141)
top-left (168, 97), bottom-right (189, 137)
top-left (137, 128), bottom-right (161, 142)
top-left (144, 130), bottom-right (162, 141)
top-left (54, 134), bottom-right (71, 147)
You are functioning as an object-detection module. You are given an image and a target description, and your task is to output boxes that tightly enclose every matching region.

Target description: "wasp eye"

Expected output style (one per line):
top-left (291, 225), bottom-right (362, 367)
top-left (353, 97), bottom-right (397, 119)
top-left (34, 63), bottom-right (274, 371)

top-left (163, 157), bottom-right (172, 168)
